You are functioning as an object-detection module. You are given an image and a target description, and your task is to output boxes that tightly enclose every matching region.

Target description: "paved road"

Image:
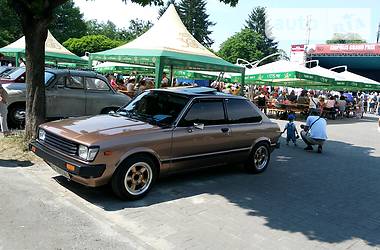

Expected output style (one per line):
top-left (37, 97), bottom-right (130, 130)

top-left (0, 115), bottom-right (379, 250)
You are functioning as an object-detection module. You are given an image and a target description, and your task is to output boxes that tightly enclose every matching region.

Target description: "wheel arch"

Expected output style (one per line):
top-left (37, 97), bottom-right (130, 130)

top-left (249, 137), bottom-right (271, 154)
top-left (114, 149), bottom-right (162, 177)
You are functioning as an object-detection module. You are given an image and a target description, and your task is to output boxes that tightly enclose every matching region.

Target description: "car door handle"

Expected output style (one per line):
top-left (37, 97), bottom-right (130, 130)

top-left (221, 128), bottom-right (229, 133)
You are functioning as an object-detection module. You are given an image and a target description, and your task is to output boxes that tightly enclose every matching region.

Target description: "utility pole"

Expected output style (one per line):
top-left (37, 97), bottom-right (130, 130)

top-left (306, 15), bottom-right (311, 45)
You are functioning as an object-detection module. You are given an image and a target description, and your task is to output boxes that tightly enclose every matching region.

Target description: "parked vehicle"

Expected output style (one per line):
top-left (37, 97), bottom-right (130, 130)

top-left (0, 67), bottom-right (25, 84)
top-left (30, 87), bottom-right (281, 200)
top-left (3, 68), bottom-right (130, 128)
top-left (0, 66), bottom-right (13, 77)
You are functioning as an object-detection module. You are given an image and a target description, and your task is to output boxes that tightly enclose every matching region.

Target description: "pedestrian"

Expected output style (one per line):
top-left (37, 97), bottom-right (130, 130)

top-left (300, 110), bottom-right (328, 153)
top-left (254, 91), bottom-right (268, 114)
top-left (0, 84), bottom-right (9, 136)
top-left (161, 72), bottom-right (169, 88)
top-left (308, 91), bottom-right (319, 114)
top-left (282, 113), bottom-right (299, 146)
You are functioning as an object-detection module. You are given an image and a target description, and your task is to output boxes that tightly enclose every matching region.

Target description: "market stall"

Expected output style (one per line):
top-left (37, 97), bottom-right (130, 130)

top-left (0, 31), bottom-right (88, 67)
top-left (90, 4), bottom-right (244, 88)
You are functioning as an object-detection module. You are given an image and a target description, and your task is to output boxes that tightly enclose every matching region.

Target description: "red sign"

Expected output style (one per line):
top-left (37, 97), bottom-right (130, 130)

top-left (291, 44), bottom-right (306, 52)
top-left (308, 44), bottom-right (380, 55)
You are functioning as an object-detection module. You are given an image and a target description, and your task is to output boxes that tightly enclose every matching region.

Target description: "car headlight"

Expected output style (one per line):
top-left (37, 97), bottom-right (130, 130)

top-left (78, 145), bottom-right (99, 161)
top-left (38, 129), bottom-right (46, 141)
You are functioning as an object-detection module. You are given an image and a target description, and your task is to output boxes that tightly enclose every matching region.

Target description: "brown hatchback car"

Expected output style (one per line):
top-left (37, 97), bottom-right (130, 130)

top-left (30, 87), bottom-right (281, 200)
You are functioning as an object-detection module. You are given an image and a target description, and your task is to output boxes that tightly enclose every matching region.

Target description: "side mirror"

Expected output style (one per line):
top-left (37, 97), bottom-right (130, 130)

top-left (194, 123), bottom-right (204, 130)
top-left (108, 110), bottom-right (116, 115)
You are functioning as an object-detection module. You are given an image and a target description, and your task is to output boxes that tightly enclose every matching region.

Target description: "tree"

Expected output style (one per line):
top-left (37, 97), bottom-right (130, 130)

top-left (177, 0), bottom-right (215, 48)
top-left (49, 0), bottom-right (87, 43)
top-left (7, 0), bottom-right (239, 140)
top-left (245, 7), bottom-right (278, 60)
top-left (326, 33), bottom-right (366, 44)
top-left (158, 0), bottom-right (178, 17)
top-left (0, 0), bottom-right (22, 47)
top-left (127, 19), bottom-right (153, 40)
top-left (63, 35), bottom-right (125, 56)
top-left (218, 28), bottom-right (266, 64)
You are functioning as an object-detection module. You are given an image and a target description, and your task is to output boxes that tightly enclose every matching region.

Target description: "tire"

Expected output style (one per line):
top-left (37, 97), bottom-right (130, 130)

top-left (101, 107), bottom-right (118, 114)
top-left (111, 155), bottom-right (158, 200)
top-left (8, 104), bottom-right (26, 129)
top-left (244, 142), bottom-right (271, 174)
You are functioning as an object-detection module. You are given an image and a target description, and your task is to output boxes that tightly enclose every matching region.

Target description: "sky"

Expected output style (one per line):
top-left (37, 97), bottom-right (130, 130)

top-left (74, 0), bottom-right (380, 54)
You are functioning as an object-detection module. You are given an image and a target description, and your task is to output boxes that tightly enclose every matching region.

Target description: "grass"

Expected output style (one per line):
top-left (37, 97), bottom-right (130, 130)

top-left (0, 131), bottom-right (41, 163)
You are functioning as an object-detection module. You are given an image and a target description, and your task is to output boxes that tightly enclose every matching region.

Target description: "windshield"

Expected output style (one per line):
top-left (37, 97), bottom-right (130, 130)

top-left (1, 67), bottom-right (25, 79)
top-left (117, 91), bottom-right (190, 126)
top-left (44, 72), bottom-right (55, 85)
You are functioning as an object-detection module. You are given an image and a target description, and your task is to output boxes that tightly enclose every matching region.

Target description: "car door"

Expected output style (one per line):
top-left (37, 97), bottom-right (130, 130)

top-left (84, 77), bottom-right (114, 115)
top-left (225, 98), bottom-right (264, 161)
top-left (46, 75), bottom-right (86, 118)
top-left (170, 98), bottom-right (232, 173)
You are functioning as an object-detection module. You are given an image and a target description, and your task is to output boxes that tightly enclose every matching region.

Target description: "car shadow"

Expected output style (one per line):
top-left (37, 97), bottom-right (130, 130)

top-left (53, 138), bottom-right (380, 246)
top-left (0, 159), bottom-right (33, 168)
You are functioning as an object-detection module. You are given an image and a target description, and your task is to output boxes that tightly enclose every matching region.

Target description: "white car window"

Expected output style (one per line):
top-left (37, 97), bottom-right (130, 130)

top-left (86, 78), bottom-right (110, 91)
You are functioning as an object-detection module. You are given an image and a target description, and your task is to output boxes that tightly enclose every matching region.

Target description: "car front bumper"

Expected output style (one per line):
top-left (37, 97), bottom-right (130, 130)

top-left (29, 141), bottom-right (106, 183)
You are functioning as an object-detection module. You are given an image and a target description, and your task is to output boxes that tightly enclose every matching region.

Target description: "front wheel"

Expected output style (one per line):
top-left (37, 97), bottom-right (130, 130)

top-left (8, 104), bottom-right (26, 129)
top-left (111, 156), bottom-right (158, 200)
top-left (244, 142), bottom-right (270, 174)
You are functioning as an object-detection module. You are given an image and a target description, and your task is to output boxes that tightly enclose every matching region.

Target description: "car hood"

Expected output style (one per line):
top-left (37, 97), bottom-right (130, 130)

top-left (41, 115), bottom-right (161, 145)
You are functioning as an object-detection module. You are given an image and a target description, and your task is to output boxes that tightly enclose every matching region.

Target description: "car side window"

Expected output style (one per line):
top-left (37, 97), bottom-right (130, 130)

top-left (226, 99), bottom-right (263, 124)
top-left (66, 76), bottom-right (84, 89)
top-left (55, 76), bottom-right (66, 87)
top-left (86, 78), bottom-right (110, 91)
top-left (179, 99), bottom-right (226, 127)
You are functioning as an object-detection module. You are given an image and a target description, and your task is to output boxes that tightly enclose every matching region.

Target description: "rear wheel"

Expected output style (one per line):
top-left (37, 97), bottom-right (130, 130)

top-left (111, 156), bottom-right (158, 200)
top-left (8, 104), bottom-right (26, 129)
top-left (244, 142), bottom-right (270, 174)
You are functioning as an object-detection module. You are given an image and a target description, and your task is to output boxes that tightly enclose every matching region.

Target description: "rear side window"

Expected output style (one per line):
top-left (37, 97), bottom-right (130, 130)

top-left (226, 99), bottom-right (262, 124)
top-left (86, 78), bottom-right (110, 91)
top-left (180, 99), bottom-right (226, 127)
top-left (66, 76), bottom-right (84, 89)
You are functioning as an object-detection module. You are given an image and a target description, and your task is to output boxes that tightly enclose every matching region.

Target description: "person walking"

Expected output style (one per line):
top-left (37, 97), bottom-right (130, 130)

top-left (0, 84), bottom-right (9, 136)
top-left (282, 113), bottom-right (299, 146)
top-left (300, 110), bottom-right (328, 153)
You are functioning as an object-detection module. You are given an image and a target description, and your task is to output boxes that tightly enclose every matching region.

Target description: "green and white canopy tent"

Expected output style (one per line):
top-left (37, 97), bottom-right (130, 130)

top-left (336, 68), bottom-right (380, 91)
top-left (174, 70), bottom-right (231, 82)
top-left (0, 31), bottom-right (88, 67)
top-left (307, 65), bottom-right (380, 91)
top-left (94, 62), bottom-right (155, 74)
top-left (231, 60), bottom-right (334, 88)
top-left (90, 4), bottom-right (244, 87)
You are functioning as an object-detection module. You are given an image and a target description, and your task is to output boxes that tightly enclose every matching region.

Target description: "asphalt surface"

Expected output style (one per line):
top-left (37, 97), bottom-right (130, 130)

top-left (0, 114), bottom-right (379, 250)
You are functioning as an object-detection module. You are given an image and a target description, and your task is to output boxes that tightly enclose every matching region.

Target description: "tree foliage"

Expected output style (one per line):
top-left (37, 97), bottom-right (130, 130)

top-left (326, 33), bottom-right (366, 44)
top-left (63, 35), bottom-right (125, 56)
top-left (178, 0), bottom-right (215, 48)
top-left (245, 6), bottom-right (278, 59)
top-left (218, 28), bottom-right (266, 64)
top-left (49, 0), bottom-right (87, 43)
top-left (85, 19), bottom-right (152, 42)
top-left (158, 0), bottom-right (178, 17)
top-left (0, 0), bottom-right (22, 47)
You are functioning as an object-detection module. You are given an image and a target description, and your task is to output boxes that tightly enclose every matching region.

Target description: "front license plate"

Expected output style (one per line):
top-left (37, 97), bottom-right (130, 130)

top-left (50, 164), bottom-right (70, 179)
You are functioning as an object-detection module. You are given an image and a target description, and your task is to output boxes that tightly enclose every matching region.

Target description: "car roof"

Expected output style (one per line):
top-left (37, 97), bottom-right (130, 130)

top-left (153, 87), bottom-right (246, 99)
top-left (45, 68), bottom-right (104, 78)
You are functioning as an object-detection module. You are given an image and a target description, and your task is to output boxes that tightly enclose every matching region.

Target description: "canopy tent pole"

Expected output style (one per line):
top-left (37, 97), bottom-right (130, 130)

top-left (170, 65), bottom-right (174, 87)
top-left (240, 68), bottom-right (246, 96)
top-left (15, 52), bottom-right (20, 67)
top-left (154, 57), bottom-right (164, 88)
top-left (88, 54), bottom-right (93, 69)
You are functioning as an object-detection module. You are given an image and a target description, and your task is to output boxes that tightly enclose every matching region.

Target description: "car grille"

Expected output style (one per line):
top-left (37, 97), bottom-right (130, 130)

top-left (44, 132), bottom-right (78, 156)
